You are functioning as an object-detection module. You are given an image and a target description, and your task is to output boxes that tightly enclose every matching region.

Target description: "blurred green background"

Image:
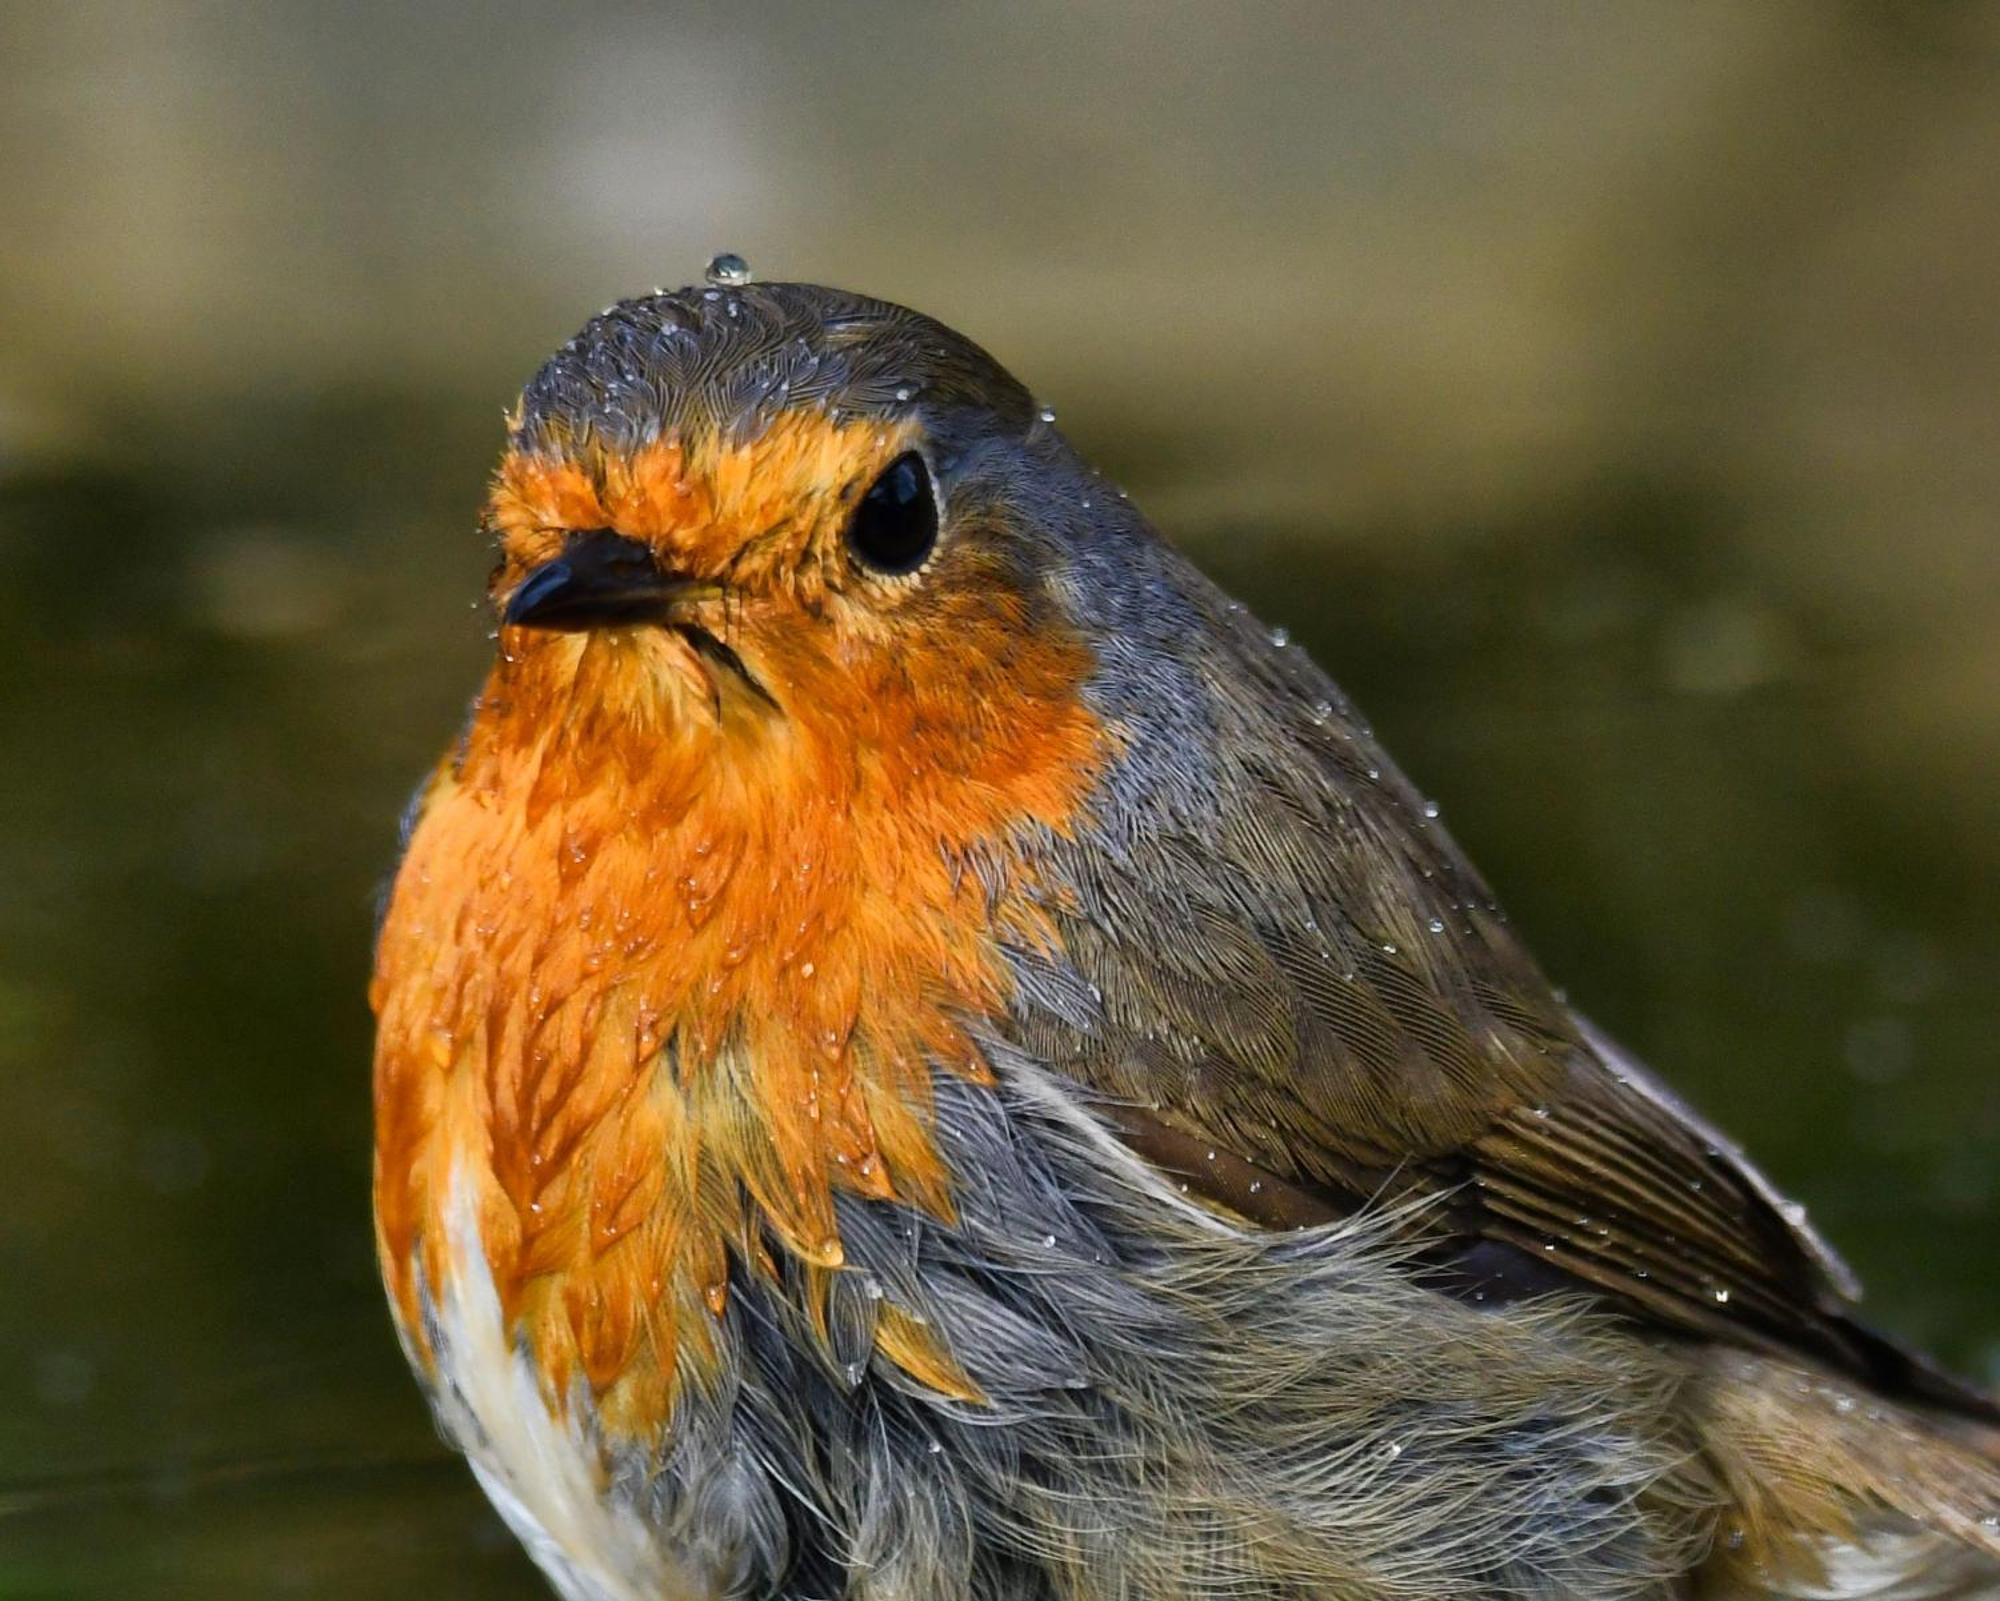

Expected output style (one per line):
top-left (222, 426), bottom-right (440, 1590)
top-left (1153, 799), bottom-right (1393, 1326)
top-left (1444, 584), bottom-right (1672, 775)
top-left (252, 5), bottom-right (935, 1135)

top-left (3, 2), bottom-right (1998, 1595)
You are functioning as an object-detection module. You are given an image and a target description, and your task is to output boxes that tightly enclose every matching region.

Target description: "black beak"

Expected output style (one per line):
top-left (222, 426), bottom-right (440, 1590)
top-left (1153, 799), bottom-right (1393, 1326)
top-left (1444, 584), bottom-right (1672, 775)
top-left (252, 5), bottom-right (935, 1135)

top-left (503, 528), bottom-right (707, 631)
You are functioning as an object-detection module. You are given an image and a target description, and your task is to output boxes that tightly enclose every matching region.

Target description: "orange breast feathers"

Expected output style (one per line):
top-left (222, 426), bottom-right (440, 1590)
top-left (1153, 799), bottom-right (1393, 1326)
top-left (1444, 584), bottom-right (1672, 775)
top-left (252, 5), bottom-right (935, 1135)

top-left (371, 414), bottom-right (1102, 1433)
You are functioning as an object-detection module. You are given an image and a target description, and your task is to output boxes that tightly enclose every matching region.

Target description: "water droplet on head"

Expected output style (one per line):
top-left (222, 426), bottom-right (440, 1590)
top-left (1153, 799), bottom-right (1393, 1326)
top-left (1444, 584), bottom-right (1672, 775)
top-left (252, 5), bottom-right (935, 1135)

top-left (1422, 800), bottom-right (1441, 819)
top-left (1268, 626), bottom-right (1291, 648)
top-left (1428, 918), bottom-right (1446, 935)
top-left (1038, 406), bottom-right (1057, 423)
top-left (705, 252), bottom-right (752, 287)
top-left (894, 384), bottom-right (914, 402)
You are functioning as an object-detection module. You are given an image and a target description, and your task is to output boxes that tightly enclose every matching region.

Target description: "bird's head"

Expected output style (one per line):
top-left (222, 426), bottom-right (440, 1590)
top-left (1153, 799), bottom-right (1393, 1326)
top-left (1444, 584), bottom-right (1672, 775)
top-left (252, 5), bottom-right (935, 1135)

top-left (483, 280), bottom-right (1117, 769)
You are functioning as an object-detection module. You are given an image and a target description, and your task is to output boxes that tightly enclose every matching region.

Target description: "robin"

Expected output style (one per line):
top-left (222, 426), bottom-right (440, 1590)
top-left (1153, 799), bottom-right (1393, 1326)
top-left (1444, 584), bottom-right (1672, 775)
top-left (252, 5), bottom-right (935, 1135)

top-left (372, 262), bottom-right (2000, 1601)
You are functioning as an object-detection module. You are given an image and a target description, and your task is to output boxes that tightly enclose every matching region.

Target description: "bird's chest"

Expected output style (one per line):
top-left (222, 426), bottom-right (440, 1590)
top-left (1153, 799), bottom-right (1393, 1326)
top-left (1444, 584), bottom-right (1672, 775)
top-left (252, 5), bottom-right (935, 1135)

top-left (371, 722), bottom-right (1018, 1372)
top-left (369, 714), bottom-right (1084, 1595)
top-left (408, 1134), bottom-right (982, 1601)
top-left (416, 1169), bottom-right (708, 1601)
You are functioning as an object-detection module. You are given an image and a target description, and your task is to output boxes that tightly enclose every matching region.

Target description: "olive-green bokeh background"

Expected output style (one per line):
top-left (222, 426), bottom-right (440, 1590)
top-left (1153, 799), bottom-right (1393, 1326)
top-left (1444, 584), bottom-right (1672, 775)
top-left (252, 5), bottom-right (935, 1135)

top-left (3, 3), bottom-right (1998, 1595)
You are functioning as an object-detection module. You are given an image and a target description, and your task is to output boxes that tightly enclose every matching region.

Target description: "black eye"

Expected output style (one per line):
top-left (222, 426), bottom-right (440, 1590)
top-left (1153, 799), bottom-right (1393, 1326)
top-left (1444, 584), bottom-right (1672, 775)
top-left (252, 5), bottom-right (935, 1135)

top-left (845, 452), bottom-right (938, 575)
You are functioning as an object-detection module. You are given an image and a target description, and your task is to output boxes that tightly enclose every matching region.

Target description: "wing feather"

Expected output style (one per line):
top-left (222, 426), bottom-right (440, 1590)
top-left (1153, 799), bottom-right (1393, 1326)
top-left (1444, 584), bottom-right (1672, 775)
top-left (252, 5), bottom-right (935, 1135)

top-left (1007, 573), bottom-right (1994, 1421)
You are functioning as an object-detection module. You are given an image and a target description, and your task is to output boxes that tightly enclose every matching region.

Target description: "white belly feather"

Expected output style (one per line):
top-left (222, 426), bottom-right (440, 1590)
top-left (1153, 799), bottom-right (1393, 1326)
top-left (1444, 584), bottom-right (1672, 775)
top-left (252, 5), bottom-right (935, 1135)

top-left (427, 1170), bottom-right (707, 1601)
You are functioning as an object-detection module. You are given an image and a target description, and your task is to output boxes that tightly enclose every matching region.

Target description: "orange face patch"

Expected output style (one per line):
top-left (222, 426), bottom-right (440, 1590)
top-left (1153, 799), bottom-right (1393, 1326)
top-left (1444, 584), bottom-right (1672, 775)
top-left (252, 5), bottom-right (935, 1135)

top-left (372, 410), bottom-right (1102, 1437)
top-left (487, 410), bottom-right (915, 610)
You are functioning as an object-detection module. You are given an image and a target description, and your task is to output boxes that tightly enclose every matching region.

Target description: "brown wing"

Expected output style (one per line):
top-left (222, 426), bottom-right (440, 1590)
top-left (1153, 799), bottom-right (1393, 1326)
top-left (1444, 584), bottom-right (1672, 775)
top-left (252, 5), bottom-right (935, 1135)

top-left (1006, 584), bottom-right (1995, 1422)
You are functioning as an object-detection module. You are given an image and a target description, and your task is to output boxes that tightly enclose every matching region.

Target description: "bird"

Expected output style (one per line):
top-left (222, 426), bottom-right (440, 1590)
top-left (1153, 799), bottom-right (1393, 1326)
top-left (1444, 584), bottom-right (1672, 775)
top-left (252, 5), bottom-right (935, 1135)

top-left (371, 262), bottom-right (2000, 1601)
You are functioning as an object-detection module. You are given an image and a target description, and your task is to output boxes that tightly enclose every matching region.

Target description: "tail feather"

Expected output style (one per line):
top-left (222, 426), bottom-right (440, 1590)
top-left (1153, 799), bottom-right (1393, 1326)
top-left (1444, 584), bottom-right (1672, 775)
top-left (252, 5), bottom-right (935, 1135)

top-left (1700, 1529), bottom-right (2000, 1600)
top-left (1690, 1349), bottom-right (2000, 1599)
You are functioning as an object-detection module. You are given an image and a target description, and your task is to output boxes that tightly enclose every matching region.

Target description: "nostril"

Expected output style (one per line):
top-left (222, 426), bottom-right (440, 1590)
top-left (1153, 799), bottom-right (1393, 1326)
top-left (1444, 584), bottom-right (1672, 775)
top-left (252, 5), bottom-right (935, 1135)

top-left (586, 530), bottom-right (656, 570)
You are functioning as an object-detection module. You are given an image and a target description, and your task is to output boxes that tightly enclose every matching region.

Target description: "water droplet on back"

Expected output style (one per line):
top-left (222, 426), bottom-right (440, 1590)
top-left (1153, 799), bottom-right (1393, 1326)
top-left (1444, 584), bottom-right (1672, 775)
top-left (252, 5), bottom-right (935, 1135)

top-left (705, 252), bottom-right (752, 287)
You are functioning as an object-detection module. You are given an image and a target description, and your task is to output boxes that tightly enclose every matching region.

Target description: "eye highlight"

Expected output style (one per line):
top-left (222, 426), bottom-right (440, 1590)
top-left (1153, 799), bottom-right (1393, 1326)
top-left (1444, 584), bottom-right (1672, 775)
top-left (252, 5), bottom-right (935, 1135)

top-left (845, 452), bottom-right (939, 576)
